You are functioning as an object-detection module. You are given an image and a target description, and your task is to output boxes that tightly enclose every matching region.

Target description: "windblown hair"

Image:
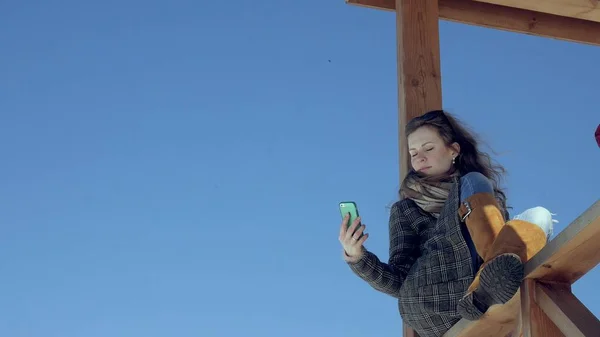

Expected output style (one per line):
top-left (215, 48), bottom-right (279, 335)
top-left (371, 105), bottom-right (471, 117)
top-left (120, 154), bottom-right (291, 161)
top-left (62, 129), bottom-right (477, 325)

top-left (399, 110), bottom-right (508, 212)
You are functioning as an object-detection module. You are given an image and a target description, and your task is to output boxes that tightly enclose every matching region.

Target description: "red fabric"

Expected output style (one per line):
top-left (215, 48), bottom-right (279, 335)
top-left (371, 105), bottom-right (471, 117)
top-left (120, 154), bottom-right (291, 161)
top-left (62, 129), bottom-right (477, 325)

top-left (596, 124), bottom-right (600, 148)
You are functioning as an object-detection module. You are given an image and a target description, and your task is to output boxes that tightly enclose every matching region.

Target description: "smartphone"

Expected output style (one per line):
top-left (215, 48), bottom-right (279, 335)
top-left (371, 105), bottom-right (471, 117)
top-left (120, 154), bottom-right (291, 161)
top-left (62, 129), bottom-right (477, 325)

top-left (339, 201), bottom-right (361, 228)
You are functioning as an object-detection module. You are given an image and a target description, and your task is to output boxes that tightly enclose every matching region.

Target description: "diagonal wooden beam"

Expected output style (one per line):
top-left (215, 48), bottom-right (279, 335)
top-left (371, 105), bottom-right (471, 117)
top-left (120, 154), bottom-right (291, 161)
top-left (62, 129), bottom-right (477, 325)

top-left (524, 199), bottom-right (600, 284)
top-left (535, 282), bottom-right (600, 337)
top-left (346, 0), bottom-right (600, 46)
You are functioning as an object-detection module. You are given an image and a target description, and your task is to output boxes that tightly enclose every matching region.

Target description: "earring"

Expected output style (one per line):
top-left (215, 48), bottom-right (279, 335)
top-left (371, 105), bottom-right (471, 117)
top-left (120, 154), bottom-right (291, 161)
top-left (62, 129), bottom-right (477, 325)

top-left (452, 156), bottom-right (456, 165)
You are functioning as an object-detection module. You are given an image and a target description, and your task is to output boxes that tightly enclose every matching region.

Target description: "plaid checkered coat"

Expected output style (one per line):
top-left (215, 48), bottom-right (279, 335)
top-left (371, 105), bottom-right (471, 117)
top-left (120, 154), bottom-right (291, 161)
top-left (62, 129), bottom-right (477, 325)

top-left (347, 177), bottom-right (476, 337)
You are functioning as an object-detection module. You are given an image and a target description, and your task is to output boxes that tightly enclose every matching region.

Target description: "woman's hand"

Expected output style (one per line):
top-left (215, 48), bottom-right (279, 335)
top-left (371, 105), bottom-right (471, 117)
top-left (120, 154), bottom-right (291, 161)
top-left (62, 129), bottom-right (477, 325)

top-left (339, 214), bottom-right (369, 262)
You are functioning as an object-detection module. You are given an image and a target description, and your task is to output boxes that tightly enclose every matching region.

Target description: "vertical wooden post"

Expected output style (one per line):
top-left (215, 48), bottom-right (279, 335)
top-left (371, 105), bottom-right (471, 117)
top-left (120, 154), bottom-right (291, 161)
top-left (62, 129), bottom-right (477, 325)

top-left (396, 0), bottom-right (443, 182)
top-left (395, 0), bottom-right (442, 335)
top-left (520, 279), bottom-right (565, 337)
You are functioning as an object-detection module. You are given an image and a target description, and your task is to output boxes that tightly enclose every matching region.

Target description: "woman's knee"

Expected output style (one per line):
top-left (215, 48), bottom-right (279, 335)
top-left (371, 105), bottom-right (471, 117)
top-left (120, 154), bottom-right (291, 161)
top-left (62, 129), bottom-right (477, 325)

top-left (513, 206), bottom-right (554, 240)
top-left (460, 172), bottom-right (494, 201)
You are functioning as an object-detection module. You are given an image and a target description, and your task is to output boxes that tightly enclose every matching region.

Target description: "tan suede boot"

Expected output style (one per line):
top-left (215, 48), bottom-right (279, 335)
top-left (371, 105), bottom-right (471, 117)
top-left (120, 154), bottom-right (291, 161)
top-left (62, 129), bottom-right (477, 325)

top-left (457, 219), bottom-right (548, 320)
top-left (459, 193), bottom-right (506, 259)
top-left (457, 192), bottom-right (506, 293)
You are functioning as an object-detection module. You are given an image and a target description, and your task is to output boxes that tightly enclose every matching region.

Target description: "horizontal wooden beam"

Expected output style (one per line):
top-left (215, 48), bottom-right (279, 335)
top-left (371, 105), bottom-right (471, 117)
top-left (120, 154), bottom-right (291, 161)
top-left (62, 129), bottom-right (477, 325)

top-left (346, 0), bottom-right (600, 46)
top-left (524, 199), bottom-right (600, 284)
top-left (475, 0), bottom-right (600, 24)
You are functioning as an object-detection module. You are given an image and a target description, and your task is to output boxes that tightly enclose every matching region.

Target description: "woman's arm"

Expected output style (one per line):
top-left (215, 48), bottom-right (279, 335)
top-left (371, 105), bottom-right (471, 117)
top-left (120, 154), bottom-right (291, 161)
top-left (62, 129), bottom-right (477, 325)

top-left (346, 201), bottom-right (419, 298)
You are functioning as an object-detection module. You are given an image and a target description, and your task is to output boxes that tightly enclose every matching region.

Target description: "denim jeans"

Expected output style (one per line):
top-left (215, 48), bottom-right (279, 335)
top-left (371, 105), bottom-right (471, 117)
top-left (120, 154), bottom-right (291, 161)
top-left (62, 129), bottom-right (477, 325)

top-left (460, 172), bottom-right (555, 272)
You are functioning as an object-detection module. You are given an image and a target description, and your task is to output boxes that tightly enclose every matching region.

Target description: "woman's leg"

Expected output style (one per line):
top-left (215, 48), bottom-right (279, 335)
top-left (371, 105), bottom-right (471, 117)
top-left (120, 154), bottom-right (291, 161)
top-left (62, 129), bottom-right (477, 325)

top-left (458, 203), bottom-right (551, 321)
top-left (457, 172), bottom-right (531, 321)
top-left (512, 206), bottom-right (554, 241)
top-left (459, 172), bottom-right (496, 272)
top-left (460, 172), bottom-right (495, 200)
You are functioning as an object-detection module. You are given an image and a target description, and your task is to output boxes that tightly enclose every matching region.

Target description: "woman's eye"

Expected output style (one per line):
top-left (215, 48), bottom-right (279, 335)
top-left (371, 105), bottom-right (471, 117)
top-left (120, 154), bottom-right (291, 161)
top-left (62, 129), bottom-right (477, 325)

top-left (425, 148), bottom-right (433, 152)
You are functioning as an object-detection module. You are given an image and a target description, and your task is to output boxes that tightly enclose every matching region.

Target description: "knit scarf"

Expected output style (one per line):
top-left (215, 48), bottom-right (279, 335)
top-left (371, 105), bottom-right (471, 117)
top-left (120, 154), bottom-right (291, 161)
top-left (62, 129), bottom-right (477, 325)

top-left (400, 171), bottom-right (459, 218)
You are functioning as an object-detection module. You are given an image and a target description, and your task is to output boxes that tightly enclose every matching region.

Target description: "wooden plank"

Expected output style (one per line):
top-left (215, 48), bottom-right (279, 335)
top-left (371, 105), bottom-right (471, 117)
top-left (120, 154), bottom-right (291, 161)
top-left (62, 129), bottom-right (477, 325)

top-left (521, 279), bottom-right (564, 337)
top-left (524, 200), bottom-right (600, 283)
top-left (474, 0), bottom-right (600, 23)
top-left (346, 0), bottom-right (600, 46)
top-left (395, 0), bottom-right (443, 181)
top-left (535, 282), bottom-right (600, 337)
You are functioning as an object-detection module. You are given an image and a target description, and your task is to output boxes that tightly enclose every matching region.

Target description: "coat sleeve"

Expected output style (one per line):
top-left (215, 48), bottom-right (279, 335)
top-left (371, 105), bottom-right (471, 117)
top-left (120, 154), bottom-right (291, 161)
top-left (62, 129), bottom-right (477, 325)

top-left (346, 201), bottom-right (419, 298)
top-left (595, 124), bottom-right (600, 148)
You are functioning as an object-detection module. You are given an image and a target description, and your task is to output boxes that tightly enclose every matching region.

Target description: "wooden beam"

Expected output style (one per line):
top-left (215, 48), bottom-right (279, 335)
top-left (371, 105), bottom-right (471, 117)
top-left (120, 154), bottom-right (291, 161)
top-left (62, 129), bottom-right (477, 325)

top-left (524, 200), bottom-right (600, 283)
top-left (521, 279), bottom-right (564, 337)
top-left (396, 0), bottom-right (443, 181)
top-left (397, 1), bottom-right (442, 334)
top-left (535, 282), bottom-right (600, 337)
top-left (474, 0), bottom-right (600, 23)
top-left (346, 0), bottom-right (600, 46)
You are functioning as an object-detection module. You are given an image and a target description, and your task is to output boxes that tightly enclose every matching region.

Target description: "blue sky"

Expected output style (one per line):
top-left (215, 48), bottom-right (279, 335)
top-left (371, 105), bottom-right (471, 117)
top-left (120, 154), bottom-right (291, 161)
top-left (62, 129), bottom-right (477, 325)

top-left (1, 1), bottom-right (599, 336)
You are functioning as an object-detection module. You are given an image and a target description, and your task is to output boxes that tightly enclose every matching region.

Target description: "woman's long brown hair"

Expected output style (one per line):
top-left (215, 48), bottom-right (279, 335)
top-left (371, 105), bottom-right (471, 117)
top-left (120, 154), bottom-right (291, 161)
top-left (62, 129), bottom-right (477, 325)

top-left (399, 110), bottom-right (508, 212)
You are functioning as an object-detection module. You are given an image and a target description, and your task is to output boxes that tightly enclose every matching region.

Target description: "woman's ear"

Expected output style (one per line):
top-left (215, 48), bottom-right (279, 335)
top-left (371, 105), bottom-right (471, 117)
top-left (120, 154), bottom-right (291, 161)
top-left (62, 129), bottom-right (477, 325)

top-left (451, 142), bottom-right (461, 156)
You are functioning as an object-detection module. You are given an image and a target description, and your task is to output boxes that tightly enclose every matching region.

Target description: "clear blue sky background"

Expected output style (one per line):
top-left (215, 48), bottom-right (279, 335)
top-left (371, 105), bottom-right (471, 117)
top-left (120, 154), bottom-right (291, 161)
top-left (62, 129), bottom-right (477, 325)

top-left (1, 1), bottom-right (599, 336)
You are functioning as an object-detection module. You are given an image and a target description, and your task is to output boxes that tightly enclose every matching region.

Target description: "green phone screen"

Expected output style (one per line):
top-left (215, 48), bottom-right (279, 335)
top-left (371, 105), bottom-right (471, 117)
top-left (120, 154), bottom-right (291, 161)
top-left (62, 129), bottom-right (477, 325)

top-left (339, 201), bottom-right (360, 228)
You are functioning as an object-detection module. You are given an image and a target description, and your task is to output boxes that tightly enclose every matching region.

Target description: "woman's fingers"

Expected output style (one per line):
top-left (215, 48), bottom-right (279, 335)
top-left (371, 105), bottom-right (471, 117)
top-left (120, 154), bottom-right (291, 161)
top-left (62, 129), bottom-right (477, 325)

top-left (345, 217), bottom-right (361, 241)
top-left (357, 232), bottom-right (369, 246)
top-left (339, 215), bottom-right (369, 258)
top-left (349, 223), bottom-right (366, 244)
top-left (339, 213), bottom-right (349, 239)
top-left (353, 224), bottom-right (365, 238)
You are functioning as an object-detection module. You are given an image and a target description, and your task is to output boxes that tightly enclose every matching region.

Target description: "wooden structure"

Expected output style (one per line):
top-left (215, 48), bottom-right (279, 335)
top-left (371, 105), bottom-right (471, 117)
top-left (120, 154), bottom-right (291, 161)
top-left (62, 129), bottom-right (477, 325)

top-left (344, 0), bottom-right (600, 336)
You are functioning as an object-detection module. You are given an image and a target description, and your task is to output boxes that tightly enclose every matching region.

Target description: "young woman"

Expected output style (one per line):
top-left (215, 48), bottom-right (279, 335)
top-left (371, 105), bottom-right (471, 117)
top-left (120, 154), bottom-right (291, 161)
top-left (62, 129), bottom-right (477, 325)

top-left (338, 110), bottom-right (554, 337)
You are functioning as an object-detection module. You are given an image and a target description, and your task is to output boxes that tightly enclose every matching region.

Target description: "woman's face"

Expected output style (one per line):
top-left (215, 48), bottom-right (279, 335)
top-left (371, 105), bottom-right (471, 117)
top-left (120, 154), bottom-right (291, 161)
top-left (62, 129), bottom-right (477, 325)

top-left (408, 126), bottom-right (459, 176)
